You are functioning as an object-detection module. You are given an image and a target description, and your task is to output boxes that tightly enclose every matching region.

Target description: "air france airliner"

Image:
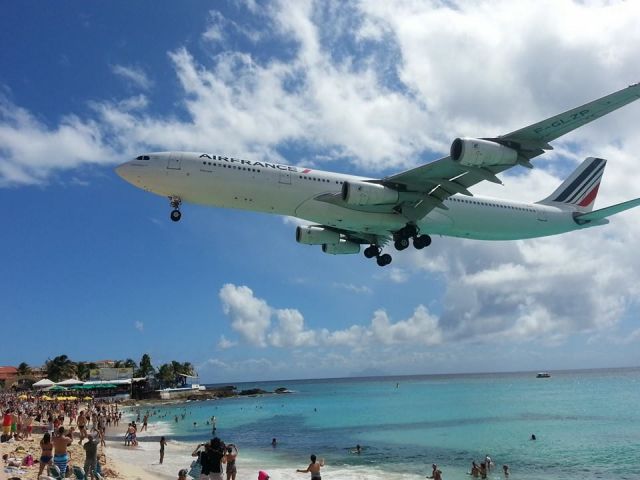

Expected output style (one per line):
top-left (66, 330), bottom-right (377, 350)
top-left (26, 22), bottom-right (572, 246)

top-left (117, 83), bottom-right (640, 266)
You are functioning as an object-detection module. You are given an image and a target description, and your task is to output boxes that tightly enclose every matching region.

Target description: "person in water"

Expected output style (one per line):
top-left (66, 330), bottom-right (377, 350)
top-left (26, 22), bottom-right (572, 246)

top-left (502, 465), bottom-right (510, 477)
top-left (469, 461), bottom-right (480, 477)
top-left (297, 454), bottom-right (324, 480)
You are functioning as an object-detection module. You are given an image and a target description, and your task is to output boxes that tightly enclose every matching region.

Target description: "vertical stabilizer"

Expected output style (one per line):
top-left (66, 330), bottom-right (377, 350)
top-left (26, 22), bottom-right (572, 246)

top-left (537, 157), bottom-right (606, 212)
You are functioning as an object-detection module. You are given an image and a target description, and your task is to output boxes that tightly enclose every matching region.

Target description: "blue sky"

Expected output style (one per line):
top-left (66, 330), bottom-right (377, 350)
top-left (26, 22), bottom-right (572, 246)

top-left (2, 1), bottom-right (640, 383)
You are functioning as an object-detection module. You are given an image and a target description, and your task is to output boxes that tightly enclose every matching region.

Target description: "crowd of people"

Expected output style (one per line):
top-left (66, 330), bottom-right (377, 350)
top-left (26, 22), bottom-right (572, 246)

top-left (1, 391), bottom-right (119, 479)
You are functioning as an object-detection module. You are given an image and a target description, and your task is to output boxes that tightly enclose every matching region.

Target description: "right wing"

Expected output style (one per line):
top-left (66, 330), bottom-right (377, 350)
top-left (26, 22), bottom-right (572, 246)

top-left (317, 83), bottom-right (640, 224)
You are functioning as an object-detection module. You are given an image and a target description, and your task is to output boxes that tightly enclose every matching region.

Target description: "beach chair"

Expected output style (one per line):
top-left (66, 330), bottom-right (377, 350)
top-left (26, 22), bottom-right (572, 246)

top-left (72, 465), bottom-right (87, 479)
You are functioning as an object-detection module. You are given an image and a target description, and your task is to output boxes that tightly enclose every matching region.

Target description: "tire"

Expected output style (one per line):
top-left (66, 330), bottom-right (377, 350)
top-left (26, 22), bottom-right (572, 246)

top-left (364, 246), bottom-right (377, 258)
top-left (394, 238), bottom-right (409, 251)
top-left (381, 253), bottom-right (392, 266)
top-left (170, 210), bottom-right (182, 222)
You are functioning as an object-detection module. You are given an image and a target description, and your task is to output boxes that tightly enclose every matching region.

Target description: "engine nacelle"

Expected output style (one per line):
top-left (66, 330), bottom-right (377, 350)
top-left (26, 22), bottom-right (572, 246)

top-left (450, 137), bottom-right (518, 168)
top-left (296, 226), bottom-right (341, 245)
top-left (342, 181), bottom-right (400, 206)
top-left (322, 240), bottom-right (361, 255)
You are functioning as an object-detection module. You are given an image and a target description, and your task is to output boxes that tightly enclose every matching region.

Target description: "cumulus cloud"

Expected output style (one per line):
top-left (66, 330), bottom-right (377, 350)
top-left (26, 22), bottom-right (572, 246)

top-left (134, 321), bottom-right (144, 332)
top-left (219, 284), bottom-right (272, 346)
top-left (219, 283), bottom-right (443, 350)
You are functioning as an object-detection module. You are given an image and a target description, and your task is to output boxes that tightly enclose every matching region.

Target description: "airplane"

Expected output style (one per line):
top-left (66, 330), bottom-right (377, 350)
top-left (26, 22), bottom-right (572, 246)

top-left (117, 83), bottom-right (640, 267)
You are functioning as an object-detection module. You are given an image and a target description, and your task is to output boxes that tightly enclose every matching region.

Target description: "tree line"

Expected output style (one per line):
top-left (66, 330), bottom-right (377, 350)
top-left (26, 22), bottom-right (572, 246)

top-left (14, 354), bottom-right (195, 388)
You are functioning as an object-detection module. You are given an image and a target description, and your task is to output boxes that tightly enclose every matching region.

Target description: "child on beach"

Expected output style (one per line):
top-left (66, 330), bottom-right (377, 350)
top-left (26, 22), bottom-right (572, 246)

top-left (296, 454), bottom-right (324, 480)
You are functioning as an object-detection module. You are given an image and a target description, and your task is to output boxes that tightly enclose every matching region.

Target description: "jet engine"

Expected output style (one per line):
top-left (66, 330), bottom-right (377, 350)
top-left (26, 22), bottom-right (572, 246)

top-left (296, 226), bottom-right (341, 245)
top-left (342, 181), bottom-right (400, 206)
top-left (322, 240), bottom-right (361, 255)
top-left (450, 137), bottom-right (518, 167)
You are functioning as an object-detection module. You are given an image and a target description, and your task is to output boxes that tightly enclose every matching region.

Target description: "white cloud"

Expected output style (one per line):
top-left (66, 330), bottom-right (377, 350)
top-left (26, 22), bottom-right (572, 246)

top-left (219, 284), bottom-right (272, 346)
top-left (219, 283), bottom-right (443, 349)
top-left (111, 64), bottom-right (153, 90)
top-left (134, 321), bottom-right (144, 332)
top-left (217, 335), bottom-right (237, 350)
top-left (332, 283), bottom-right (372, 294)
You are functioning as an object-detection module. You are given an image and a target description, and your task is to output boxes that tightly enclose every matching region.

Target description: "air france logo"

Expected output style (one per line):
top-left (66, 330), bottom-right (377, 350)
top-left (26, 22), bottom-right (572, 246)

top-left (199, 153), bottom-right (305, 173)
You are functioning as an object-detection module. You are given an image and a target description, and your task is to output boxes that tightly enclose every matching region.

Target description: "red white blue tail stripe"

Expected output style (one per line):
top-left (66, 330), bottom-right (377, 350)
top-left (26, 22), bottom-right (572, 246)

top-left (539, 157), bottom-right (606, 212)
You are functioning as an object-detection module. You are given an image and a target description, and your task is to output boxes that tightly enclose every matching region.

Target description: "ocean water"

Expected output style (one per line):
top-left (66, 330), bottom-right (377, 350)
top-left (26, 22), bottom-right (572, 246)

top-left (109, 368), bottom-right (640, 480)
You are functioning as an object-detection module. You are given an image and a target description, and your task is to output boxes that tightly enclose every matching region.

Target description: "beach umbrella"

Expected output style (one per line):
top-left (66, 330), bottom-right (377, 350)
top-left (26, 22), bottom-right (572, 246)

top-left (49, 385), bottom-right (68, 391)
top-left (18, 394), bottom-right (28, 399)
top-left (32, 378), bottom-right (55, 388)
top-left (57, 378), bottom-right (84, 386)
top-left (42, 395), bottom-right (53, 400)
top-left (82, 396), bottom-right (93, 400)
top-left (66, 395), bottom-right (78, 400)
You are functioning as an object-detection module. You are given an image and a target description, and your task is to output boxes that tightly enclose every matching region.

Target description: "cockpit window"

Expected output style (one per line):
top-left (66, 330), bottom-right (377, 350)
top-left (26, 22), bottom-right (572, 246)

top-left (135, 155), bottom-right (151, 160)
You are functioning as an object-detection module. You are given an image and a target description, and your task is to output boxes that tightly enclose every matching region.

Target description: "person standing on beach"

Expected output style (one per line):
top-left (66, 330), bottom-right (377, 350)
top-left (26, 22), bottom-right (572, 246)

top-left (160, 436), bottom-right (167, 464)
top-left (52, 426), bottom-right (73, 477)
top-left (224, 444), bottom-right (238, 480)
top-left (83, 433), bottom-right (99, 479)
top-left (296, 454), bottom-right (324, 480)
top-left (208, 437), bottom-right (225, 480)
top-left (37, 432), bottom-right (54, 478)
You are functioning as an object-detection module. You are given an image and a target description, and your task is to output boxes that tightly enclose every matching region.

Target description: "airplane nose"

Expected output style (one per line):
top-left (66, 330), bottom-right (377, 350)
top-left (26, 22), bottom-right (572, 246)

top-left (115, 162), bottom-right (131, 180)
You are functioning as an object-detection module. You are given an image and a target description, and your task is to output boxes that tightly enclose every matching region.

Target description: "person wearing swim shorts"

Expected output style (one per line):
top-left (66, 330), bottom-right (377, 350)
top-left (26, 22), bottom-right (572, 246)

top-left (296, 454), bottom-right (324, 480)
top-left (53, 426), bottom-right (73, 477)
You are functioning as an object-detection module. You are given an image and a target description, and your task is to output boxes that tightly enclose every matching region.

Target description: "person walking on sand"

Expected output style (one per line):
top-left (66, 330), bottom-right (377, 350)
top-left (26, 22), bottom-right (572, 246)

top-left (297, 454), bottom-right (324, 480)
top-left (160, 436), bottom-right (167, 464)
top-left (141, 413), bottom-right (149, 432)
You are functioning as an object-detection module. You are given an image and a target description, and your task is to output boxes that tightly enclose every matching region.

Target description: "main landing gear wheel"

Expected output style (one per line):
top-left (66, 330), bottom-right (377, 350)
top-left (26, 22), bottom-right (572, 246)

top-left (364, 245), bottom-right (380, 259)
top-left (168, 196), bottom-right (182, 222)
top-left (394, 237), bottom-right (410, 251)
top-left (413, 234), bottom-right (431, 249)
top-left (376, 253), bottom-right (392, 267)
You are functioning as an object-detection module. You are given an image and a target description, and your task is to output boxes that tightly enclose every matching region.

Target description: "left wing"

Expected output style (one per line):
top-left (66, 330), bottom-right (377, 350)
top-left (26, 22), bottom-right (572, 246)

top-left (318, 83), bottom-right (640, 224)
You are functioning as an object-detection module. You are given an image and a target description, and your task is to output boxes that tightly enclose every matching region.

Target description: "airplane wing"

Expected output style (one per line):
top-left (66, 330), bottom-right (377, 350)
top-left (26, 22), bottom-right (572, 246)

top-left (318, 83), bottom-right (640, 224)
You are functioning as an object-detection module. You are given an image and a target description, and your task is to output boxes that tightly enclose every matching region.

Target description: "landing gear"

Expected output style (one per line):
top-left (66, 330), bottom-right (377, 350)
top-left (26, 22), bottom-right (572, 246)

top-left (364, 245), bottom-right (380, 259)
top-left (413, 234), bottom-right (431, 249)
top-left (376, 253), bottom-right (392, 267)
top-left (364, 245), bottom-right (392, 267)
top-left (169, 196), bottom-right (182, 222)
top-left (394, 224), bottom-right (431, 250)
top-left (394, 237), bottom-right (410, 251)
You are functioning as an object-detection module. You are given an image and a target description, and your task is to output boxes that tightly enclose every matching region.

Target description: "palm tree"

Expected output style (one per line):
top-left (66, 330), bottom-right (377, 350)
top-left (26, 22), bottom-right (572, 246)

top-left (16, 362), bottom-right (32, 377)
top-left (157, 363), bottom-right (175, 388)
top-left (123, 358), bottom-right (137, 370)
top-left (45, 355), bottom-right (77, 382)
top-left (76, 362), bottom-right (97, 381)
top-left (136, 354), bottom-right (155, 378)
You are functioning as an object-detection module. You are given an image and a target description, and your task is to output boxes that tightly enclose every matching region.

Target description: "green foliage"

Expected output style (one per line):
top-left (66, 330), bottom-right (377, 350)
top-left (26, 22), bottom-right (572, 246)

top-left (45, 355), bottom-right (77, 382)
top-left (136, 353), bottom-right (155, 378)
top-left (16, 362), bottom-right (31, 376)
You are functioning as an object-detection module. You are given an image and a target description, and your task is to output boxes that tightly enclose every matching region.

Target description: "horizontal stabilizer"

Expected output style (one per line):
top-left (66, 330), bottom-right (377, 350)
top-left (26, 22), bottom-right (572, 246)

top-left (574, 197), bottom-right (640, 224)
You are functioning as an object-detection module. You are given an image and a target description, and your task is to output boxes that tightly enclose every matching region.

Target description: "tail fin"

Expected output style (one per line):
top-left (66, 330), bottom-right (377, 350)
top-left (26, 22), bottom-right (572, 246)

top-left (537, 157), bottom-right (606, 212)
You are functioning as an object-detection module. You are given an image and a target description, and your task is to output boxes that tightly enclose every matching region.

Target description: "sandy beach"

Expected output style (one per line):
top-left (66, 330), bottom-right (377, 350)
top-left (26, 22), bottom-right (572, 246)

top-left (0, 430), bottom-right (162, 480)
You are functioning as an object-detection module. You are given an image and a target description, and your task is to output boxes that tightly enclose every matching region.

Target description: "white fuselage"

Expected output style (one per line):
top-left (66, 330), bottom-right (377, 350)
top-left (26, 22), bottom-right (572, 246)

top-left (116, 152), bottom-right (601, 241)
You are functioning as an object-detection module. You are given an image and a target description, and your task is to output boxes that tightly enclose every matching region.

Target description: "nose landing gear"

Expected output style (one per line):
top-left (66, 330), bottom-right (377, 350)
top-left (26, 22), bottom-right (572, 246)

top-left (169, 196), bottom-right (182, 222)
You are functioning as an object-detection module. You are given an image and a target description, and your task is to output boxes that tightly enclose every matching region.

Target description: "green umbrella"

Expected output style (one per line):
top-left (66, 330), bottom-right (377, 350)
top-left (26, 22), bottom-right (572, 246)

top-left (49, 385), bottom-right (67, 391)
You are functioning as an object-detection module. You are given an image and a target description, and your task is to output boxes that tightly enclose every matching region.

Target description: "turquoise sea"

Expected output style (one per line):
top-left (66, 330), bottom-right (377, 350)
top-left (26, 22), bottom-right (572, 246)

top-left (116, 368), bottom-right (640, 480)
